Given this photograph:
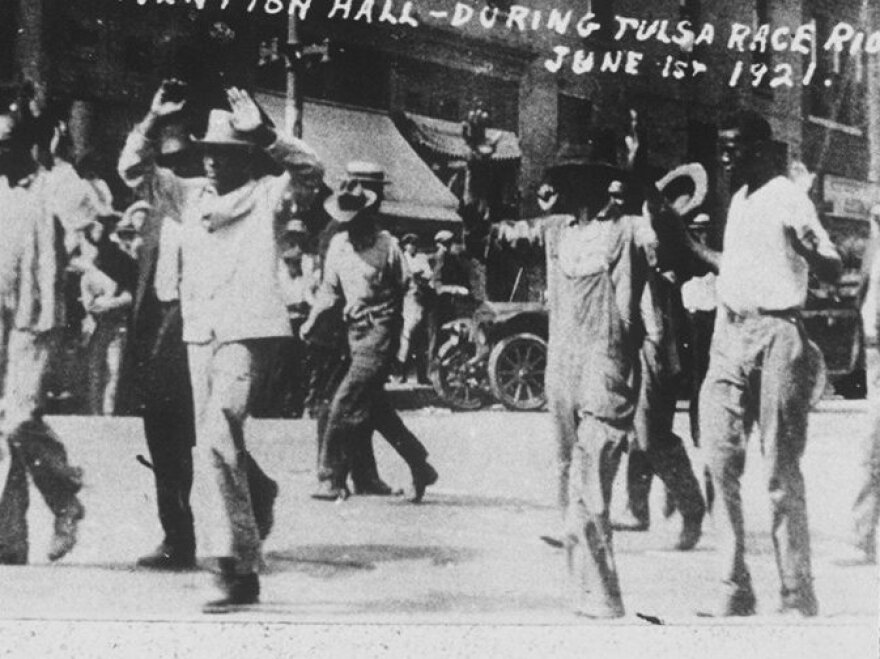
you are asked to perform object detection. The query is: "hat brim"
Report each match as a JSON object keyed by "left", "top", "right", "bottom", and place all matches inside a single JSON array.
[
  {"left": 545, "top": 160, "right": 625, "bottom": 177},
  {"left": 195, "top": 138, "right": 257, "bottom": 151},
  {"left": 350, "top": 178, "right": 392, "bottom": 186},
  {"left": 324, "top": 189, "right": 378, "bottom": 223},
  {"left": 655, "top": 163, "right": 708, "bottom": 218}
]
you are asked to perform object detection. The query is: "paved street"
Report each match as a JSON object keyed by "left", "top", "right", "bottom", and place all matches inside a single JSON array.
[{"left": 0, "top": 401, "right": 877, "bottom": 638}]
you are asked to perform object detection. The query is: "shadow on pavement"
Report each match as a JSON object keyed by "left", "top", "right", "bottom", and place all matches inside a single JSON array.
[
  {"left": 413, "top": 493, "right": 555, "bottom": 511},
  {"left": 264, "top": 544, "right": 478, "bottom": 578}
]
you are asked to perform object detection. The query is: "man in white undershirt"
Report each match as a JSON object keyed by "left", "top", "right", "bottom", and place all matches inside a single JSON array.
[{"left": 700, "top": 110, "right": 841, "bottom": 617}]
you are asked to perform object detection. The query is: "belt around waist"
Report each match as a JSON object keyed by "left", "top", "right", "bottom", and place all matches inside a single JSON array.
[{"left": 722, "top": 305, "right": 801, "bottom": 323}]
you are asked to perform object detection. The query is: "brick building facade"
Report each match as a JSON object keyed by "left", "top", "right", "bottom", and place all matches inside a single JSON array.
[{"left": 0, "top": 0, "right": 877, "bottom": 289}]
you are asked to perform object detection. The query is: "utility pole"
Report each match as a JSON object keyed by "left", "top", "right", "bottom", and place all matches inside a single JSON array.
[
  {"left": 865, "top": 0, "right": 880, "bottom": 182},
  {"left": 286, "top": 12, "right": 303, "bottom": 138}
]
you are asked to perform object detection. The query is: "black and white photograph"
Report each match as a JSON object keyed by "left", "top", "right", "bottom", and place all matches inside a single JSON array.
[{"left": 0, "top": 0, "right": 877, "bottom": 656}]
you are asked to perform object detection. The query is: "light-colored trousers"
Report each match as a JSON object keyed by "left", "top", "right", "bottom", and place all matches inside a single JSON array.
[
  {"left": 87, "top": 315, "right": 127, "bottom": 416},
  {"left": 396, "top": 296, "right": 425, "bottom": 365},
  {"left": 853, "top": 345, "right": 880, "bottom": 555},
  {"left": 188, "top": 338, "right": 273, "bottom": 575},
  {"left": 701, "top": 309, "right": 820, "bottom": 597}
]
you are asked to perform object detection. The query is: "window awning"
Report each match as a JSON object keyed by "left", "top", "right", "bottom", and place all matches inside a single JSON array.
[
  {"left": 396, "top": 111, "right": 522, "bottom": 162},
  {"left": 255, "top": 92, "right": 461, "bottom": 227},
  {"left": 490, "top": 218, "right": 546, "bottom": 247}
]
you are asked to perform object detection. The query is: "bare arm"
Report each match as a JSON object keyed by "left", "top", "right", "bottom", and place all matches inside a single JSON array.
[
  {"left": 33, "top": 208, "right": 58, "bottom": 333},
  {"left": 225, "top": 88, "right": 323, "bottom": 206},
  {"left": 300, "top": 237, "right": 343, "bottom": 339},
  {"left": 787, "top": 193, "right": 842, "bottom": 284}
]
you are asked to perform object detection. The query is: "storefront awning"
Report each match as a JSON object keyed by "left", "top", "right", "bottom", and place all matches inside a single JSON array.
[
  {"left": 255, "top": 92, "right": 461, "bottom": 226},
  {"left": 491, "top": 218, "right": 546, "bottom": 247},
  {"left": 396, "top": 111, "right": 522, "bottom": 162}
]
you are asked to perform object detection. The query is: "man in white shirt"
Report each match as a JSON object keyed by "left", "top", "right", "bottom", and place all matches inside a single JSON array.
[
  {"left": 396, "top": 234, "right": 432, "bottom": 380},
  {"left": 119, "top": 82, "right": 320, "bottom": 612},
  {"left": 700, "top": 110, "right": 841, "bottom": 617}
]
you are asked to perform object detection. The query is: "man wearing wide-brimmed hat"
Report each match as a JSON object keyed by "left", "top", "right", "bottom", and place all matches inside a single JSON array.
[
  {"left": 119, "top": 93, "right": 282, "bottom": 577},
  {"left": 541, "top": 126, "right": 655, "bottom": 619},
  {"left": 301, "top": 178, "right": 438, "bottom": 504},
  {"left": 119, "top": 82, "right": 321, "bottom": 613},
  {"left": 612, "top": 163, "right": 707, "bottom": 551}
]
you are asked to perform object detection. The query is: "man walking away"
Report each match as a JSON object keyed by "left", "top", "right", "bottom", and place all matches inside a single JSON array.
[
  {"left": 301, "top": 180, "right": 438, "bottom": 504},
  {"left": 0, "top": 112, "right": 92, "bottom": 565}
]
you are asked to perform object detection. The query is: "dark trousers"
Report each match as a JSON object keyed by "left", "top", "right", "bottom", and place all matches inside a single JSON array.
[
  {"left": 131, "top": 300, "right": 197, "bottom": 556},
  {"left": 319, "top": 318, "right": 428, "bottom": 485},
  {"left": 688, "top": 310, "right": 716, "bottom": 446},
  {"left": 626, "top": 340, "right": 705, "bottom": 525},
  {"left": 0, "top": 419, "right": 83, "bottom": 561}
]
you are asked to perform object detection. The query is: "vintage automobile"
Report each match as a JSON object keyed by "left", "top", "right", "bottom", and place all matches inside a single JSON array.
[
  {"left": 801, "top": 212, "right": 868, "bottom": 399},
  {"left": 431, "top": 301, "right": 548, "bottom": 411}
]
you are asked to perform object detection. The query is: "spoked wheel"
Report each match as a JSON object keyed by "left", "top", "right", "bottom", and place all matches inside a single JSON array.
[
  {"left": 430, "top": 339, "right": 487, "bottom": 411},
  {"left": 488, "top": 333, "right": 547, "bottom": 411}
]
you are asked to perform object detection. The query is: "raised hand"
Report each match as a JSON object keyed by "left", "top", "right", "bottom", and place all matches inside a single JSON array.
[
  {"left": 227, "top": 87, "right": 263, "bottom": 133},
  {"left": 150, "top": 79, "right": 187, "bottom": 118}
]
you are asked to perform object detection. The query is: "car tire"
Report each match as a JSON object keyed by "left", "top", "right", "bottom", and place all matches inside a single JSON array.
[
  {"left": 430, "top": 339, "right": 486, "bottom": 411},
  {"left": 487, "top": 333, "right": 547, "bottom": 411}
]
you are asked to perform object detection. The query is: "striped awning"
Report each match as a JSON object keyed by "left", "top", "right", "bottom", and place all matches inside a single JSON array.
[
  {"left": 256, "top": 91, "right": 461, "bottom": 227},
  {"left": 396, "top": 111, "right": 522, "bottom": 163}
]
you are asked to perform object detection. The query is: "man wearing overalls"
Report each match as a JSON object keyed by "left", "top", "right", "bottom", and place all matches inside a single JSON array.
[{"left": 543, "top": 134, "right": 654, "bottom": 618}]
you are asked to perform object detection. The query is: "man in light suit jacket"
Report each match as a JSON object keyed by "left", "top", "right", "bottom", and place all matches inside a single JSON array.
[{"left": 118, "top": 118, "right": 277, "bottom": 573}]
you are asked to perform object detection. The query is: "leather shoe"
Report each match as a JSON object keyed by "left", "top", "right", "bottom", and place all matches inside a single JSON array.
[
  {"left": 411, "top": 462, "right": 438, "bottom": 503},
  {"left": 0, "top": 544, "right": 27, "bottom": 565},
  {"left": 203, "top": 568, "right": 260, "bottom": 614},
  {"left": 311, "top": 480, "right": 349, "bottom": 502},
  {"left": 854, "top": 536, "right": 877, "bottom": 564},
  {"left": 611, "top": 509, "right": 649, "bottom": 532},
  {"left": 136, "top": 545, "right": 196, "bottom": 571},
  {"left": 539, "top": 535, "right": 564, "bottom": 549},
  {"left": 253, "top": 479, "right": 279, "bottom": 540},
  {"left": 352, "top": 478, "right": 401, "bottom": 496},
  {"left": 674, "top": 514, "right": 703, "bottom": 551},
  {"left": 778, "top": 585, "right": 818, "bottom": 617},
  {"left": 48, "top": 498, "right": 85, "bottom": 562},
  {"left": 698, "top": 583, "right": 756, "bottom": 617}
]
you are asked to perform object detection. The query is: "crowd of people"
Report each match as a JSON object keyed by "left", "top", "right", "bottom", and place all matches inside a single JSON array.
[{"left": 0, "top": 75, "right": 877, "bottom": 619}]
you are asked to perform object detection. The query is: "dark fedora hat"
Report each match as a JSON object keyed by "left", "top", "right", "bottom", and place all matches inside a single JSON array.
[
  {"left": 546, "top": 128, "right": 624, "bottom": 175},
  {"left": 197, "top": 109, "right": 257, "bottom": 151}
]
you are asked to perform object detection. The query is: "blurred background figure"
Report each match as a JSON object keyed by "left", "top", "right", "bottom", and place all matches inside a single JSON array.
[
  {"left": 74, "top": 213, "right": 137, "bottom": 416},
  {"left": 851, "top": 203, "right": 880, "bottom": 565},
  {"left": 396, "top": 233, "right": 432, "bottom": 383},
  {"left": 273, "top": 219, "right": 318, "bottom": 418},
  {"left": 427, "top": 230, "right": 472, "bottom": 364}
]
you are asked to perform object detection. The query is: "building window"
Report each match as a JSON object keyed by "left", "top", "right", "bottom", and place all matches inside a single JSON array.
[
  {"left": 0, "top": 0, "right": 17, "bottom": 82},
  {"left": 557, "top": 94, "right": 593, "bottom": 145},
  {"left": 752, "top": 0, "right": 773, "bottom": 97},
  {"left": 589, "top": 0, "right": 616, "bottom": 46},
  {"left": 395, "top": 58, "right": 519, "bottom": 131},
  {"left": 124, "top": 37, "right": 153, "bottom": 74},
  {"left": 806, "top": 13, "right": 866, "bottom": 128}
]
